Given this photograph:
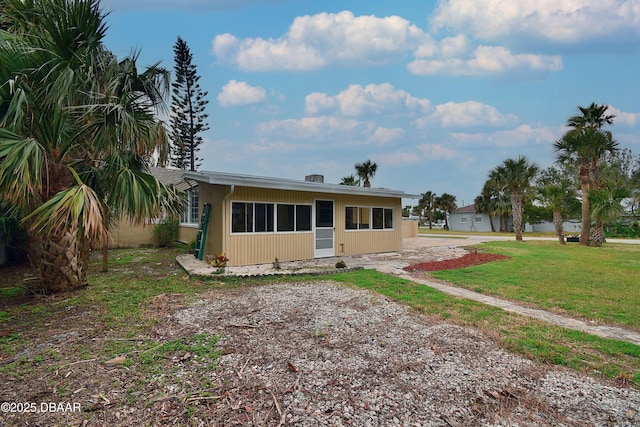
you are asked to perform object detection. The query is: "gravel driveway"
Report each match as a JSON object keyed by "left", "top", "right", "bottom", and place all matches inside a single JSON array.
[{"left": 165, "top": 280, "right": 640, "bottom": 426}]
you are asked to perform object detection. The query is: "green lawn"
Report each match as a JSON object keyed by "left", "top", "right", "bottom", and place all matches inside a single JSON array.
[{"left": 430, "top": 241, "right": 640, "bottom": 330}]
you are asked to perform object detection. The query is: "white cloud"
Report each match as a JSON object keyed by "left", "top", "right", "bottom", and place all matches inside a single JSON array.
[
  {"left": 217, "top": 80, "right": 266, "bottom": 107},
  {"left": 430, "top": 0, "right": 640, "bottom": 45},
  {"left": 608, "top": 106, "right": 640, "bottom": 127},
  {"left": 213, "top": 11, "right": 425, "bottom": 71},
  {"left": 408, "top": 45, "right": 562, "bottom": 76},
  {"left": 370, "top": 127, "right": 405, "bottom": 146},
  {"left": 305, "top": 83, "right": 431, "bottom": 117},
  {"left": 425, "top": 101, "right": 519, "bottom": 128},
  {"left": 412, "top": 101, "right": 519, "bottom": 129}
]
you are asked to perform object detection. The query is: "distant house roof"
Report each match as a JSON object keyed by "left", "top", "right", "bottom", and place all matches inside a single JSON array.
[
  {"left": 148, "top": 167, "right": 186, "bottom": 186},
  {"left": 183, "top": 170, "right": 419, "bottom": 199},
  {"left": 450, "top": 204, "right": 476, "bottom": 214}
]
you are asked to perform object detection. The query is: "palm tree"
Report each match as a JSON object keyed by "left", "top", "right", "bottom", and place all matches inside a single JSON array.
[
  {"left": 0, "top": 0, "right": 183, "bottom": 293},
  {"left": 567, "top": 102, "right": 614, "bottom": 129},
  {"left": 589, "top": 185, "right": 630, "bottom": 246},
  {"left": 340, "top": 175, "right": 359, "bottom": 186},
  {"left": 419, "top": 191, "right": 436, "bottom": 229},
  {"left": 474, "top": 193, "right": 494, "bottom": 232},
  {"left": 536, "top": 166, "right": 580, "bottom": 244},
  {"left": 354, "top": 159, "right": 377, "bottom": 188},
  {"left": 555, "top": 103, "right": 618, "bottom": 245},
  {"left": 489, "top": 156, "right": 539, "bottom": 241},
  {"left": 435, "top": 193, "right": 457, "bottom": 230}
]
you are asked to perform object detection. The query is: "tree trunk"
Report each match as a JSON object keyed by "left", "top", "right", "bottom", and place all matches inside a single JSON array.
[
  {"left": 511, "top": 192, "right": 523, "bottom": 241},
  {"left": 30, "top": 229, "right": 89, "bottom": 294},
  {"left": 553, "top": 208, "right": 565, "bottom": 245},
  {"left": 488, "top": 215, "right": 495, "bottom": 232},
  {"left": 591, "top": 221, "right": 605, "bottom": 247},
  {"left": 579, "top": 164, "right": 591, "bottom": 246}
]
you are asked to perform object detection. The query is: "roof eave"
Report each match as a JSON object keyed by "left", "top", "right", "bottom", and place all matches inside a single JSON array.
[{"left": 183, "top": 171, "right": 419, "bottom": 199}]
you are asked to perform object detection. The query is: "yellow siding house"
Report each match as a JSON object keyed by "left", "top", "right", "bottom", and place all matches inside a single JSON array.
[{"left": 184, "top": 171, "right": 417, "bottom": 266}]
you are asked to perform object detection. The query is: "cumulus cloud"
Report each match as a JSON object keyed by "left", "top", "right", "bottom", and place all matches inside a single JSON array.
[
  {"left": 305, "top": 83, "right": 431, "bottom": 117},
  {"left": 427, "top": 101, "right": 519, "bottom": 128},
  {"left": 217, "top": 80, "right": 266, "bottom": 107},
  {"left": 430, "top": 0, "right": 640, "bottom": 46},
  {"left": 608, "top": 106, "right": 640, "bottom": 127},
  {"left": 213, "top": 11, "right": 425, "bottom": 71},
  {"left": 408, "top": 45, "right": 562, "bottom": 76},
  {"left": 412, "top": 101, "right": 519, "bottom": 129},
  {"left": 370, "top": 127, "right": 405, "bottom": 146}
]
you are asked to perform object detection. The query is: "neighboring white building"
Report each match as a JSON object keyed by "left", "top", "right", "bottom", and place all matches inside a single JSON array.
[
  {"left": 448, "top": 205, "right": 504, "bottom": 232},
  {"left": 449, "top": 204, "right": 582, "bottom": 234}
]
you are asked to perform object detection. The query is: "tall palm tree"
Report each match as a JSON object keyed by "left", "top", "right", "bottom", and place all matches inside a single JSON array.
[
  {"left": 435, "top": 193, "right": 457, "bottom": 230},
  {"left": 567, "top": 102, "right": 614, "bottom": 129},
  {"left": 419, "top": 191, "right": 436, "bottom": 228},
  {"left": 0, "top": 0, "right": 183, "bottom": 293},
  {"left": 489, "top": 156, "right": 539, "bottom": 241},
  {"left": 555, "top": 113, "right": 618, "bottom": 245},
  {"left": 354, "top": 159, "right": 377, "bottom": 188}
]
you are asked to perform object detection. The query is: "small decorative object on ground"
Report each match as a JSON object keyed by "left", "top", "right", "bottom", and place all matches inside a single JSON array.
[
  {"left": 211, "top": 253, "right": 229, "bottom": 274},
  {"left": 335, "top": 260, "right": 347, "bottom": 269}
]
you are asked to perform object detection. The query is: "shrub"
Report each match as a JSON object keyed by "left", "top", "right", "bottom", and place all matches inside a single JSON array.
[{"left": 152, "top": 218, "right": 180, "bottom": 247}]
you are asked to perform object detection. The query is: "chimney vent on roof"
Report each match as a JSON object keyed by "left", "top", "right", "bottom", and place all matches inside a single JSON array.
[{"left": 305, "top": 174, "right": 324, "bottom": 183}]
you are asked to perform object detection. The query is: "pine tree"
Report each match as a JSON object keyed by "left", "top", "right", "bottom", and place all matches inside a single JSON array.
[{"left": 170, "top": 37, "right": 209, "bottom": 171}]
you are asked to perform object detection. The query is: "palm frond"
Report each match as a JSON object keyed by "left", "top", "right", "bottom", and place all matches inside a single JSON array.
[
  {"left": 24, "top": 168, "right": 105, "bottom": 242},
  {"left": 0, "top": 129, "right": 45, "bottom": 204}
]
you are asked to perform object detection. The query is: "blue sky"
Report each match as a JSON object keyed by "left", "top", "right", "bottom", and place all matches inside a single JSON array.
[{"left": 101, "top": 0, "right": 640, "bottom": 206}]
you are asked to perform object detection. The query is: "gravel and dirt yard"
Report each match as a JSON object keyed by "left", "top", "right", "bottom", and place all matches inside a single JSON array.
[{"left": 1, "top": 244, "right": 639, "bottom": 426}]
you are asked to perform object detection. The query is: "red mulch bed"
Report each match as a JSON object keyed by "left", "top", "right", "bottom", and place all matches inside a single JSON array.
[{"left": 404, "top": 252, "right": 510, "bottom": 272}]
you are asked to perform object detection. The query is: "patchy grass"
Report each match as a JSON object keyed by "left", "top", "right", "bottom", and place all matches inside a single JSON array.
[{"left": 430, "top": 241, "right": 640, "bottom": 330}]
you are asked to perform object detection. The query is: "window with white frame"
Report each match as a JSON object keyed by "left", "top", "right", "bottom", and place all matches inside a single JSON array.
[
  {"left": 182, "top": 187, "right": 199, "bottom": 224},
  {"left": 461, "top": 217, "right": 468, "bottom": 223},
  {"left": 475, "top": 216, "right": 482, "bottom": 222}
]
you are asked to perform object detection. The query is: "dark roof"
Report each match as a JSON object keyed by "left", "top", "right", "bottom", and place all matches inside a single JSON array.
[{"left": 450, "top": 204, "right": 476, "bottom": 214}]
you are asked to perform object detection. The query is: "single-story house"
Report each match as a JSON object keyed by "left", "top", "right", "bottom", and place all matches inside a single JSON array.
[
  {"left": 448, "top": 204, "right": 505, "bottom": 233},
  {"left": 448, "top": 204, "right": 581, "bottom": 234},
  {"left": 183, "top": 171, "right": 418, "bottom": 266}
]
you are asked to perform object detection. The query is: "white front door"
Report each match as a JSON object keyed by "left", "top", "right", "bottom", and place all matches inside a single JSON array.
[{"left": 314, "top": 200, "right": 334, "bottom": 258}]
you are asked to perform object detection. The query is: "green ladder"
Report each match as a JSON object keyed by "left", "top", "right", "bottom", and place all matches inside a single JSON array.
[{"left": 194, "top": 203, "right": 211, "bottom": 260}]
